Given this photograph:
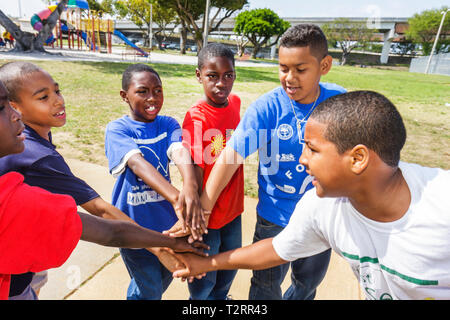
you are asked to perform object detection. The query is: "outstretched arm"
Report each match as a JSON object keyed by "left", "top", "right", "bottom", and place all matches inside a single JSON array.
[
  {"left": 81, "top": 196, "right": 136, "bottom": 222},
  {"left": 81, "top": 196, "right": 187, "bottom": 270},
  {"left": 170, "top": 145, "right": 205, "bottom": 238},
  {"left": 200, "top": 146, "right": 244, "bottom": 212},
  {"left": 78, "top": 212, "right": 208, "bottom": 255},
  {"left": 127, "top": 153, "right": 179, "bottom": 208},
  {"left": 173, "top": 238, "right": 286, "bottom": 278}
]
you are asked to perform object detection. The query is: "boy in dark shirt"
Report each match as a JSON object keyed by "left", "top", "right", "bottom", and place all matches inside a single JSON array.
[{"left": 0, "top": 80, "right": 207, "bottom": 300}]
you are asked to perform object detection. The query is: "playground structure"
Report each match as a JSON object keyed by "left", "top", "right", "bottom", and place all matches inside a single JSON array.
[{"left": 30, "top": 0, "right": 149, "bottom": 57}]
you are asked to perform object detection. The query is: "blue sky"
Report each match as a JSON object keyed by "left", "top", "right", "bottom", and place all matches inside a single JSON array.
[
  {"left": 246, "top": 0, "right": 448, "bottom": 18},
  {"left": 0, "top": 0, "right": 447, "bottom": 19}
]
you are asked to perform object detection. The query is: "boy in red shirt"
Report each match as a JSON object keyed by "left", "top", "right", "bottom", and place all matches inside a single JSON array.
[
  {"left": 0, "top": 81, "right": 207, "bottom": 300},
  {"left": 178, "top": 43, "right": 244, "bottom": 299}
]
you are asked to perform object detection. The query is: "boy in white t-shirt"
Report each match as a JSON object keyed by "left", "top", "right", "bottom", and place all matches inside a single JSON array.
[{"left": 173, "top": 91, "right": 450, "bottom": 300}]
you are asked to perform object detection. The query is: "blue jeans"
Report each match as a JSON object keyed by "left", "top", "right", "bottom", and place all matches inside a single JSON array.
[
  {"left": 188, "top": 215, "right": 242, "bottom": 300},
  {"left": 249, "top": 215, "right": 331, "bottom": 300},
  {"left": 120, "top": 248, "right": 172, "bottom": 300}
]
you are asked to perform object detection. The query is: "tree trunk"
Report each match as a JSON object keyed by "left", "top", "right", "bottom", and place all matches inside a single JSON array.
[
  {"left": 0, "top": 0, "right": 68, "bottom": 53},
  {"left": 251, "top": 43, "right": 262, "bottom": 59},
  {"left": 236, "top": 34, "right": 248, "bottom": 57},
  {"left": 155, "top": 33, "right": 163, "bottom": 50},
  {"left": 180, "top": 23, "right": 187, "bottom": 55},
  {"left": 341, "top": 52, "right": 348, "bottom": 65}
]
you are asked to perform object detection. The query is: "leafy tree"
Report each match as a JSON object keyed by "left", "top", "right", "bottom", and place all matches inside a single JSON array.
[
  {"left": 0, "top": 0, "right": 68, "bottom": 53},
  {"left": 150, "top": 3, "right": 180, "bottom": 50},
  {"left": 162, "top": 0, "right": 248, "bottom": 51},
  {"left": 113, "top": 0, "right": 179, "bottom": 48},
  {"left": 234, "top": 8, "right": 290, "bottom": 59},
  {"left": 86, "top": 0, "right": 115, "bottom": 13},
  {"left": 406, "top": 6, "right": 450, "bottom": 55},
  {"left": 322, "top": 18, "right": 375, "bottom": 65},
  {"left": 43, "top": 0, "right": 112, "bottom": 16}
]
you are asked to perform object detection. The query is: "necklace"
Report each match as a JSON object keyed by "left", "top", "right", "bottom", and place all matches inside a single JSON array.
[{"left": 289, "top": 90, "right": 320, "bottom": 144}]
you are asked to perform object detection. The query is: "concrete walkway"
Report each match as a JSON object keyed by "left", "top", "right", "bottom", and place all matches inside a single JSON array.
[
  {"left": 0, "top": 47, "right": 277, "bottom": 68},
  {"left": 38, "top": 158, "right": 362, "bottom": 300}
]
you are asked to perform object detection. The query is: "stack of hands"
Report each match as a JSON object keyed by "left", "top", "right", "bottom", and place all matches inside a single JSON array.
[{"left": 157, "top": 194, "right": 213, "bottom": 282}]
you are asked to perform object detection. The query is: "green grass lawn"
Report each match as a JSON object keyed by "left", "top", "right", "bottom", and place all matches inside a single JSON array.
[{"left": 2, "top": 59, "right": 448, "bottom": 197}]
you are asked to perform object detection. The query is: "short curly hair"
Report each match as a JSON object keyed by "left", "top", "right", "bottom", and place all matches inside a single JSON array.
[
  {"left": 197, "top": 42, "right": 235, "bottom": 70},
  {"left": 122, "top": 63, "right": 161, "bottom": 91},
  {"left": 310, "top": 91, "right": 406, "bottom": 167},
  {"left": 0, "top": 61, "right": 43, "bottom": 102},
  {"left": 280, "top": 24, "right": 328, "bottom": 61}
]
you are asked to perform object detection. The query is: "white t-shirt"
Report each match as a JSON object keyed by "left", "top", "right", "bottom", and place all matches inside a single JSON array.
[{"left": 272, "top": 162, "right": 450, "bottom": 300}]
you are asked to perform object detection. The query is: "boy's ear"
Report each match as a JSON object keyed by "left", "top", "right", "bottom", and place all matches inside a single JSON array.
[
  {"left": 319, "top": 55, "right": 333, "bottom": 76},
  {"left": 120, "top": 90, "right": 128, "bottom": 103},
  {"left": 195, "top": 68, "right": 202, "bottom": 83},
  {"left": 349, "top": 144, "right": 369, "bottom": 175},
  {"left": 8, "top": 100, "right": 22, "bottom": 113}
]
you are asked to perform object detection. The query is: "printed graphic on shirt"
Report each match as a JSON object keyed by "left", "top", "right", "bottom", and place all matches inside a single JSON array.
[
  {"left": 211, "top": 133, "right": 225, "bottom": 158},
  {"left": 277, "top": 124, "right": 293, "bottom": 140},
  {"left": 208, "top": 129, "right": 234, "bottom": 163},
  {"left": 275, "top": 184, "right": 296, "bottom": 194},
  {"left": 276, "top": 153, "right": 296, "bottom": 162},
  {"left": 342, "top": 251, "right": 439, "bottom": 300},
  {"left": 126, "top": 139, "right": 169, "bottom": 206},
  {"left": 127, "top": 188, "right": 165, "bottom": 206}
]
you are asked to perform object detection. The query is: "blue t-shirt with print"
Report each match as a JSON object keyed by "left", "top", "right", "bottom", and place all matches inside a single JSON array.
[
  {"left": 105, "top": 115, "right": 181, "bottom": 232},
  {"left": 228, "top": 83, "right": 346, "bottom": 227}
]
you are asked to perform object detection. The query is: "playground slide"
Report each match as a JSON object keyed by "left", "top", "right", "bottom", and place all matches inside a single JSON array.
[
  {"left": 113, "top": 29, "right": 148, "bottom": 57},
  {"left": 79, "top": 30, "right": 97, "bottom": 51},
  {"left": 60, "top": 21, "right": 97, "bottom": 50}
]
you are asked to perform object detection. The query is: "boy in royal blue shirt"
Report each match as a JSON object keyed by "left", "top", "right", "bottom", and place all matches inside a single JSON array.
[
  {"left": 105, "top": 64, "right": 202, "bottom": 300},
  {"left": 197, "top": 24, "right": 346, "bottom": 300}
]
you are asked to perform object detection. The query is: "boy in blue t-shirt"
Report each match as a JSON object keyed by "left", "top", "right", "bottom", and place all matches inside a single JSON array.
[
  {"left": 105, "top": 64, "right": 201, "bottom": 300},
  {"left": 198, "top": 24, "right": 346, "bottom": 300}
]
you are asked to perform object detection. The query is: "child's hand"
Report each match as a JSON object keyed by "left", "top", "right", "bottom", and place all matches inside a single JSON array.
[
  {"left": 164, "top": 210, "right": 212, "bottom": 243},
  {"left": 163, "top": 219, "right": 194, "bottom": 242},
  {"left": 158, "top": 249, "right": 206, "bottom": 283},
  {"left": 153, "top": 248, "right": 186, "bottom": 273},
  {"left": 176, "top": 184, "right": 206, "bottom": 240},
  {"left": 202, "top": 210, "right": 212, "bottom": 229},
  {"left": 151, "top": 247, "right": 208, "bottom": 282},
  {"left": 172, "top": 252, "right": 212, "bottom": 279},
  {"left": 172, "top": 236, "right": 210, "bottom": 256}
]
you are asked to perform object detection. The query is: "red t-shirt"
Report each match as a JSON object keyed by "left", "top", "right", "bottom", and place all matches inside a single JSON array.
[
  {"left": 182, "top": 93, "right": 244, "bottom": 229},
  {"left": 0, "top": 172, "right": 82, "bottom": 299}
]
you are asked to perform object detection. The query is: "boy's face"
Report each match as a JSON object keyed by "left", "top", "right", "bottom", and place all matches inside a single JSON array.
[
  {"left": 278, "top": 46, "right": 332, "bottom": 104},
  {"left": 0, "top": 83, "right": 25, "bottom": 157},
  {"left": 10, "top": 70, "right": 66, "bottom": 135},
  {"left": 196, "top": 56, "right": 235, "bottom": 108},
  {"left": 121, "top": 71, "right": 163, "bottom": 123},
  {"left": 299, "top": 118, "right": 351, "bottom": 198}
]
